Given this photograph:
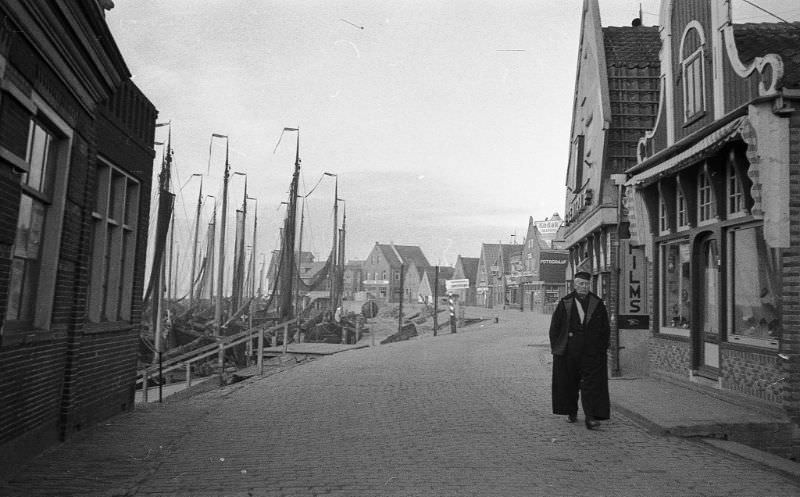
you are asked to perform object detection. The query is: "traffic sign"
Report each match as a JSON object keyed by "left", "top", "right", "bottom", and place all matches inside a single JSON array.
[{"left": 445, "top": 279, "right": 469, "bottom": 291}]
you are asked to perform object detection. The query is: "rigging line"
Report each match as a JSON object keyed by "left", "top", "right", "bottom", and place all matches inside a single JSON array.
[{"left": 739, "top": 0, "right": 792, "bottom": 24}]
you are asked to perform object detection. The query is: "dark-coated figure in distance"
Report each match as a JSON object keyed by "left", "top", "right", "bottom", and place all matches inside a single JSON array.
[{"left": 548, "top": 271, "right": 610, "bottom": 429}]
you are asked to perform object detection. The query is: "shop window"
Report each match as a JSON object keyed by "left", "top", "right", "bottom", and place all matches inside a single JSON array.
[
  {"left": 680, "top": 23, "right": 706, "bottom": 122},
  {"left": 5, "top": 110, "right": 71, "bottom": 333},
  {"left": 726, "top": 225, "right": 779, "bottom": 348},
  {"left": 88, "top": 158, "right": 140, "bottom": 323},
  {"left": 698, "top": 170, "right": 715, "bottom": 223},
  {"left": 660, "top": 240, "right": 691, "bottom": 336}
]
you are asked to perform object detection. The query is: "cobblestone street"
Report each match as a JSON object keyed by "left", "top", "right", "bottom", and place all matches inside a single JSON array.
[{"left": 3, "top": 311, "right": 799, "bottom": 496}]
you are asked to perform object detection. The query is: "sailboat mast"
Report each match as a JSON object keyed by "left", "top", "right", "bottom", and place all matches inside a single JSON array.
[
  {"left": 214, "top": 134, "right": 230, "bottom": 335},
  {"left": 278, "top": 130, "right": 300, "bottom": 321},
  {"left": 294, "top": 196, "right": 305, "bottom": 318},
  {"left": 189, "top": 176, "right": 203, "bottom": 307}
]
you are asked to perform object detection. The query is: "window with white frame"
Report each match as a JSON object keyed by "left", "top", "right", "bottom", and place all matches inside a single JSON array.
[
  {"left": 5, "top": 106, "right": 71, "bottom": 332},
  {"left": 659, "top": 193, "right": 669, "bottom": 234},
  {"left": 87, "top": 158, "right": 140, "bottom": 323},
  {"left": 698, "top": 169, "right": 715, "bottom": 222},
  {"left": 680, "top": 23, "right": 706, "bottom": 121},
  {"left": 727, "top": 158, "right": 744, "bottom": 215},
  {"left": 660, "top": 239, "right": 691, "bottom": 334},
  {"left": 676, "top": 183, "right": 689, "bottom": 229}
]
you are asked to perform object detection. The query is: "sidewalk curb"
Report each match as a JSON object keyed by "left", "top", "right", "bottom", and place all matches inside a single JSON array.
[{"left": 612, "top": 401, "right": 800, "bottom": 479}]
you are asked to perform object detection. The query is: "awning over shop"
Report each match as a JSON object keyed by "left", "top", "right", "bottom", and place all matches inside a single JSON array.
[
  {"left": 626, "top": 116, "right": 746, "bottom": 188},
  {"left": 625, "top": 110, "right": 790, "bottom": 249}
]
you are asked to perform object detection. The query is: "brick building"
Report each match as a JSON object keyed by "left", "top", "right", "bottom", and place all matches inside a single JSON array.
[
  {"left": 361, "top": 243, "right": 430, "bottom": 303},
  {"left": 0, "top": 1, "right": 157, "bottom": 466},
  {"left": 623, "top": 0, "right": 800, "bottom": 457}
]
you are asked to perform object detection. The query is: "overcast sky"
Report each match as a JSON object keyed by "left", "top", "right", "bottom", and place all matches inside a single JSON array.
[{"left": 106, "top": 0, "right": 800, "bottom": 293}]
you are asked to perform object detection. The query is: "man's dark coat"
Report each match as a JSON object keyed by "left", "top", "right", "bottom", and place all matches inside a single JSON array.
[{"left": 548, "top": 291, "right": 610, "bottom": 420}]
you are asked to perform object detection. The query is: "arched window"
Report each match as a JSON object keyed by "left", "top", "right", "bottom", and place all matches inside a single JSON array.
[{"left": 680, "top": 22, "right": 706, "bottom": 121}]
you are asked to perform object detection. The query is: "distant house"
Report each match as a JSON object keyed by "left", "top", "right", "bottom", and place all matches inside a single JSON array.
[
  {"left": 361, "top": 243, "right": 430, "bottom": 303},
  {"left": 452, "top": 255, "right": 479, "bottom": 305},
  {"left": 402, "top": 259, "right": 426, "bottom": 303},
  {"left": 418, "top": 266, "right": 454, "bottom": 304},
  {"left": 265, "top": 250, "right": 315, "bottom": 296},
  {"left": 476, "top": 243, "right": 522, "bottom": 308},
  {"left": 342, "top": 260, "right": 364, "bottom": 299},
  {"left": 519, "top": 217, "right": 569, "bottom": 311}
]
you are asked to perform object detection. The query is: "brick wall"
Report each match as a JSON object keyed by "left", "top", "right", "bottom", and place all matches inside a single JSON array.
[
  {"left": 649, "top": 335, "right": 691, "bottom": 377},
  {"left": 784, "top": 113, "right": 800, "bottom": 424},
  {"left": 720, "top": 347, "right": 782, "bottom": 403}
]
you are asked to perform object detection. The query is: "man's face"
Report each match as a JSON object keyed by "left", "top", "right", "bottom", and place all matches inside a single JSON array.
[{"left": 573, "top": 278, "right": 590, "bottom": 297}]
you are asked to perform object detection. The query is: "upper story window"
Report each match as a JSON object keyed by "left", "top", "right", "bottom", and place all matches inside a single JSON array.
[
  {"left": 680, "top": 22, "right": 706, "bottom": 122},
  {"left": 659, "top": 193, "right": 669, "bottom": 234},
  {"left": 698, "top": 168, "right": 715, "bottom": 223},
  {"left": 727, "top": 154, "right": 746, "bottom": 216},
  {"left": 88, "top": 158, "right": 140, "bottom": 323},
  {"left": 677, "top": 185, "right": 689, "bottom": 229}
]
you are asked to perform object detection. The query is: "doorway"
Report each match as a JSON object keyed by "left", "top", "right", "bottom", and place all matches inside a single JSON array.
[{"left": 693, "top": 233, "right": 720, "bottom": 377}]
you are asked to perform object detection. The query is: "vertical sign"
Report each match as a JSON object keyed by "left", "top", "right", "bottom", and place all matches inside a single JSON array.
[{"left": 619, "top": 240, "right": 649, "bottom": 329}]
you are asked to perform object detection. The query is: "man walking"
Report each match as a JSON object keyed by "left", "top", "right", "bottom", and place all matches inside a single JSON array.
[{"left": 548, "top": 271, "right": 610, "bottom": 429}]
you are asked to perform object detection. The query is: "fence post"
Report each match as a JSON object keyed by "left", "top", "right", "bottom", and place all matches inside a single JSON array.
[
  {"left": 186, "top": 360, "right": 191, "bottom": 387},
  {"left": 142, "top": 370, "right": 149, "bottom": 403},
  {"left": 258, "top": 326, "right": 265, "bottom": 376},
  {"left": 282, "top": 323, "right": 289, "bottom": 354},
  {"left": 449, "top": 293, "right": 457, "bottom": 333},
  {"left": 218, "top": 342, "right": 225, "bottom": 386}
]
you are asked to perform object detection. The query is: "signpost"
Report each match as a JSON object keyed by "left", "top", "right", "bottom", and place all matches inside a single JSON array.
[{"left": 445, "top": 279, "right": 469, "bottom": 291}]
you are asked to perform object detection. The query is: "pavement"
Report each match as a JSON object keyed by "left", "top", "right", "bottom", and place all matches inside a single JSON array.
[{"left": 1, "top": 305, "right": 798, "bottom": 496}]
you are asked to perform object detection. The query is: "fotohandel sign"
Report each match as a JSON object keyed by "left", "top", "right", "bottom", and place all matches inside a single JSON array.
[{"left": 538, "top": 251, "right": 569, "bottom": 283}]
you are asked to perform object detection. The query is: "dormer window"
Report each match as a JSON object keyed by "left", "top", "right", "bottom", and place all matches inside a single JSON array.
[{"left": 680, "top": 22, "right": 706, "bottom": 122}]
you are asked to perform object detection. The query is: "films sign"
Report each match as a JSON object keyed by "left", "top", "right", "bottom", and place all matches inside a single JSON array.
[{"left": 619, "top": 240, "right": 649, "bottom": 329}]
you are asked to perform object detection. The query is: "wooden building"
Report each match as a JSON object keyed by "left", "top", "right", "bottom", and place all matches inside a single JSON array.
[
  {"left": 0, "top": 1, "right": 157, "bottom": 466},
  {"left": 623, "top": 0, "right": 800, "bottom": 457}
]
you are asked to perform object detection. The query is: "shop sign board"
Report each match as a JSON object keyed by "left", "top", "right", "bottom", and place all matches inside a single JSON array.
[{"left": 619, "top": 240, "right": 649, "bottom": 329}]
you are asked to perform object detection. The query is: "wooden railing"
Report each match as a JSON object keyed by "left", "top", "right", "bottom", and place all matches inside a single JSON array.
[{"left": 137, "top": 318, "right": 297, "bottom": 402}]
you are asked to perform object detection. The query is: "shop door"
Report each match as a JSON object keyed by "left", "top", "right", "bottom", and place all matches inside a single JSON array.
[{"left": 693, "top": 235, "right": 720, "bottom": 376}]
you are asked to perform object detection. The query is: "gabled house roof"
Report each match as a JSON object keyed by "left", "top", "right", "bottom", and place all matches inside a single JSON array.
[
  {"left": 374, "top": 243, "right": 431, "bottom": 270},
  {"left": 602, "top": 25, "right": 661, "bottom": 68},
  {"left": 733, "top": 22, "right": 800, "bottom": 88},
  {"left": 456, "top": 256, "right": 480, "bottom": 283},
  {"left": 480, "top": 243, "right": 522, "bottom": 274}
]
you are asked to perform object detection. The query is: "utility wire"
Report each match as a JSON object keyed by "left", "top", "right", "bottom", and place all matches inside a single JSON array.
[{"left": 739, "top": 0, "right": 792, "bottom": 24}]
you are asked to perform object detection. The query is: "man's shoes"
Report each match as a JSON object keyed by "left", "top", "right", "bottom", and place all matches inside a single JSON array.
[
  {"left": 585, "top": 416, "right": 601, "bottom": 430},
  {"left": 566, "top": 414, "right": 577, "bottom": 423}
]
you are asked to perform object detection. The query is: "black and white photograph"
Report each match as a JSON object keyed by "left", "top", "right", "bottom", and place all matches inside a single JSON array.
[{"left": 1, "top": 0, "right": 799, "bottom": 495}]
